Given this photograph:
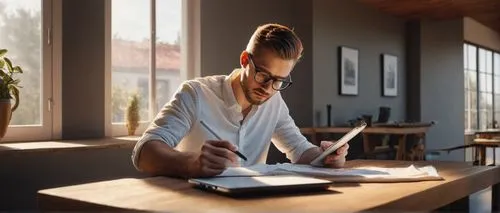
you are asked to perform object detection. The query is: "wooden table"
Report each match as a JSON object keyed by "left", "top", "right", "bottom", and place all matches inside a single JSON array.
[
  {"left": 474, "top": 129, "right": 500, "bottom": 139},
  {"left": 300, "top": 126, "right": 430, "bottom": 160},
  {"left": 472, "top": 138, "right": 500, "bottom": 166},
  {"left": 38, "top": 160, "right": 500, "bottom": 212}
]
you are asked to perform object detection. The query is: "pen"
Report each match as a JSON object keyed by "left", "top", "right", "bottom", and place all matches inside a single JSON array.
[{"left": 200, "top": 120, "right": 248, "bottom": 161}]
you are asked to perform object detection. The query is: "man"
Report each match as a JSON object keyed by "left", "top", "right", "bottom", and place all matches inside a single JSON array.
[{"left": 132, "top": 23, "right": 349, "bottom": 178}]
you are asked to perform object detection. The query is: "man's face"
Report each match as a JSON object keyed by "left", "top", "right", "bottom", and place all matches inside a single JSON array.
[{"left": 241, "top": 51, "right": 295, "bottom": 105}]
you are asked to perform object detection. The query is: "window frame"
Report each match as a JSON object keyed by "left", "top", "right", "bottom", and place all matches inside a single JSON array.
[
  {"left": 464, "top": 41, "right": 500, "bottom": 132},
  {"left": 104, "top": 0, "right": 200, "bottom": 137},
  {"left": 2, "top": 0, "right": 62, "bottom": 142}
]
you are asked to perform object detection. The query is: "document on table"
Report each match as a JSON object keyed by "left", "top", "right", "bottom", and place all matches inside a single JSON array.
[{"left": 217, "top": 163, "right": 443, "bottom": 183}]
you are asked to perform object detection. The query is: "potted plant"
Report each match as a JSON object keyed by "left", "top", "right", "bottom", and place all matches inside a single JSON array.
[
  {"left": 0, "top": 49, "right": 22, "bottom": 140},
  {"left": 126, "top": 94, "right": 140, "bottom": 136}
]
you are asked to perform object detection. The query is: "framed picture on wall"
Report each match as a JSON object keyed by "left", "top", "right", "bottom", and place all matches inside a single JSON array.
[
  {"left": 381, "top": 54, "right": 398, "bottom": 97},
  {"left": 338, "top": 46, "right": 359, "bottom": 96}
]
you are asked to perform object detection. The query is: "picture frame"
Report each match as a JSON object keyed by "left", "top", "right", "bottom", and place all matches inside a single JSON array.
[
  {"left": 381, "top": 54, "right": 398, "bottom": 97},
  {"left": 338, "top": 46, "right": 359, "bottom": 96}
]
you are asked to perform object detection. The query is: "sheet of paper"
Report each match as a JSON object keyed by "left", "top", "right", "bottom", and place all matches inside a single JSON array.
[
  {"left": 218, "top": 164, "right": 277, "bottom": 176},
  {"left": 217, "top": 163, "right": 442, "bottom": 182}
]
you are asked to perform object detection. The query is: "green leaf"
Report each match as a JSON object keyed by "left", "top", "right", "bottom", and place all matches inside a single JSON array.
[
  {"left": 11, "top": 78, "right": 20, "bottom": 85},
  {"left": 4, "top": 58, "right": 13, "bottom": 73},
  {"left": 0, "top": 69, "right": 7, "bottom": 79},
  {"left": 13, "top": 66, "right": 23, "bottom": 73},
  {"left": 10, "top": 85, "right": 20, "bottom": 111},
  {"left": 0, "top": 49, "right": 7, "bottom": 57},
  {"left": 11, "top": 79, "right": 20, "bottom": 85},
  {"left": 0, "top": 59, "right": 4, "bottom": 68}
]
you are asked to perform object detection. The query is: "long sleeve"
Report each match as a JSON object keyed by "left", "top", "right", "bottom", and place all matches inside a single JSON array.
[
  {"left": 271, "top": 97, "right": 316, "bottom": 163},
  {"left": 131, "top": 81, "right": 199, "bottom": 170}
]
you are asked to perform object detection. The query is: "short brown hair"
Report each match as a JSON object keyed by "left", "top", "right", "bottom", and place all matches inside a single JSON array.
[{"left": 246, "top": 23, "right": 303, "bottom": 61}]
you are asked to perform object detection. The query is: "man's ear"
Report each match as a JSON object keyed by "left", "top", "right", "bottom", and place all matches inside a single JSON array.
[{"left": 240, "top": 51, "right": 249, "bottom": 68}]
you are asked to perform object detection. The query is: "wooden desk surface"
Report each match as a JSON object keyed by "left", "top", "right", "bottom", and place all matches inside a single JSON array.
[
  {"left": 38, "top": 160, "right": 500, "bottom": 212},
  {"left": 474, "top": 138, "right": 500, "bottom": 146}
]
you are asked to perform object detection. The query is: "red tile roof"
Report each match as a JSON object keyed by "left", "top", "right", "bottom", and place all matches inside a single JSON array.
[{"left": 112, "top": 39, "right": 180, "bottom": 71}]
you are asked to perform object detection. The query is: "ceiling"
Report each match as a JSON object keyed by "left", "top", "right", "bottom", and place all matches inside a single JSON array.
[{"left": 360, "top": 0, "right": 500, "bottom": 32}]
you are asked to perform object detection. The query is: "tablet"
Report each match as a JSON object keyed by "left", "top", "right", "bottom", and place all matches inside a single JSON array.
[
  {"left": 188, "top": 175, "right": 332, "bottom": 196},
  {"left": 310, "top": 121, "right": 367, "bottom": 167}
]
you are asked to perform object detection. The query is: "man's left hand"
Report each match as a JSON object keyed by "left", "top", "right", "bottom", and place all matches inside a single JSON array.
[{"left": 320, "top": 141, "right": 349, "bottom": 166}]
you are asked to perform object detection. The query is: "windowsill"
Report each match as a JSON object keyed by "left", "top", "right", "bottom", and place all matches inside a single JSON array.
[
  {"left": 0, "top": 136, "right": 139, "bottom": 154},
  {"left": 465, "top": 130, "right": 476, "bottom": 135}
]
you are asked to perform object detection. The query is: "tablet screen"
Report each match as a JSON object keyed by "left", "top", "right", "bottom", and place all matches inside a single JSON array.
[{"left": 310, "top": 122, "right": 367, "bottom": 166}]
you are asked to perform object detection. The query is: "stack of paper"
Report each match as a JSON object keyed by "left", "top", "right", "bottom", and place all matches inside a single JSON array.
[{"left": 218, "top": 163, "right": 443, "bottom": 183}]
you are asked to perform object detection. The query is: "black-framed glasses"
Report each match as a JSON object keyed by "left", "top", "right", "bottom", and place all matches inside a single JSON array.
[{"left": 248, "top": 54, "right": 293, "bottom": 91}]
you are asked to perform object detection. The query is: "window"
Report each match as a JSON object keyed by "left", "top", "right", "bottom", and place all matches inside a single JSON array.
[
  {"left": 0, "top": 0, "right": 60, "bottom": 142},
  {"left": 464, "top": 43, "right": 500, "bottom": 131},
  {"left": 107, "top": 0, "right": 185, "bottom": 136},
  {"left": 494, "top": 52, "right": 500, "bottom": 124}
]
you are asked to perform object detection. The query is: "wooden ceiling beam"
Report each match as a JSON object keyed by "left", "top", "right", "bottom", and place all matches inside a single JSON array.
[{"left": 359, "top": 0, "right": 500, "bottom": 32}]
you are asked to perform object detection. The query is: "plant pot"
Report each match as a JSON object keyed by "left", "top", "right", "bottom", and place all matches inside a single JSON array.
[
  {"left": 127, "top": 127, "right": 136, "bottom": 136},
  {"left": 126, "top": 122, "right": 138, "bottom": 136},
  {"left": 0, "top": 99, "right": 12, "bottom": 140}
]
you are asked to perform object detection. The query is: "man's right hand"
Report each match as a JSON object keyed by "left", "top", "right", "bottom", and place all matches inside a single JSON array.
[{"left": 191, "top": 140, "right": 239, "bottom": 177}]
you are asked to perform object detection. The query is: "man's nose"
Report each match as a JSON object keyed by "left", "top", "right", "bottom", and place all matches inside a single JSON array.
[{"left": 260, "top": 79, "right": 273, "bottom": 91}]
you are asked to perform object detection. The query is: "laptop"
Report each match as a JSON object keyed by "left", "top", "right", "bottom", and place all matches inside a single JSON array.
[{"left": 188, "top": 175, "right": 332, "bottom": 196}]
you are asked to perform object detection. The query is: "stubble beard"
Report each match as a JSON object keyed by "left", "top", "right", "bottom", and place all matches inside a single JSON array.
[{"left": 240, "top": 76, "right": 269, "bottom": 106}]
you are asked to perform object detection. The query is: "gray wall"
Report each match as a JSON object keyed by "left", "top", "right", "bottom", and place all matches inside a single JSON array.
[
  {"left": 199, "top": 0, "right": 314, "bottom": 128},
  {"left": 312, "top": 0, "right": 406, "bottom": 127},
  {"left": 420, "top": 20, "right": 465, "bottom": 161},
  {"left": 284, "top": 0, "right": 314, "bottom": 127},
  {"left": 200, "top": 0, "right": 293, "bottom": 77},
  {"left": 62, "top": 0, "right": 105, "bottom": 139}
]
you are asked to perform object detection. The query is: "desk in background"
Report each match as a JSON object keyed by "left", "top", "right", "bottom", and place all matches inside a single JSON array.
[
  {"left": 38, "top": 160, "right": 500, "bottom": 212},
  {"left": 472, "top": 138, "right": 500, "bottom": 166},
  {"left": 474, "top": 129, "right": 500, "bottom": 139},
  {"left": 300, "top": 125, "right": 431, "bottom": 160}
]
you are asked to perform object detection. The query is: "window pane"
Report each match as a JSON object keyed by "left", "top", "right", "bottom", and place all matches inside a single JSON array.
[
  {"left": 479, "top": 73, "right": 487, "bottom": 92},
  {"left": 495, "top": 53, "right": 500, "bottom": 76},
  {"left": 495, "top": 112, "right": 500, "bottom": 128},
  {"left": 465, "top": 110, "right": 469, "bottom": 130},
  {"left": 479, "top": 48, "right": 487, "bottom": 72},
  {"left": 479, "top": 110, "right": 493, "bottom": 129},
  {"left": 468, "top": 45, "right": 477, "bottom": 70},
  {"left": 479, "top": 92, "right": 492, "bottom": 110},
  {"left": 487, "top": 110, "right": 493, "bottom": 128},
  {"left": 470, "top": 90, "right": 477, "bottom": 110},
  {"left": 471, "top": 111, "right": 478, "bottom": 129},
  {"left": 464, "top": 44, "right": 468, "bottom": 69},
  {"left": 496, "top": 94, "right": 500, "bottom": 111},
  {"left": 495, "top": 76, "right": 500, "bottom": 94},
  {"left": 486, "top": 74, "right": 493, "bottom": 93},
  {"left": 156, "top": 0, "right": 182, "bottom": 111},
  {"left": 464, "top": 70, "right": 469, "bottom": 89},
  {"left": 111, "top": 0, "right": 150, "bottom": 123},
  {"left": 469, "top": 71, "right": 477, "bottom": 91},
  {"left": 465, "top": 89, "right": 469, "bottom": 109},
  {"left": 0, "top": 0, "right": 42, "bottom": 125},
  {"left": 486, "top": 50, "right": 493, "bottom": 74},
  {"left": 479, "top": 111, "right": 487, "bottom": 129},
  {"left": 488, "top": 94, "right": 493, "bottom": 110}
]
